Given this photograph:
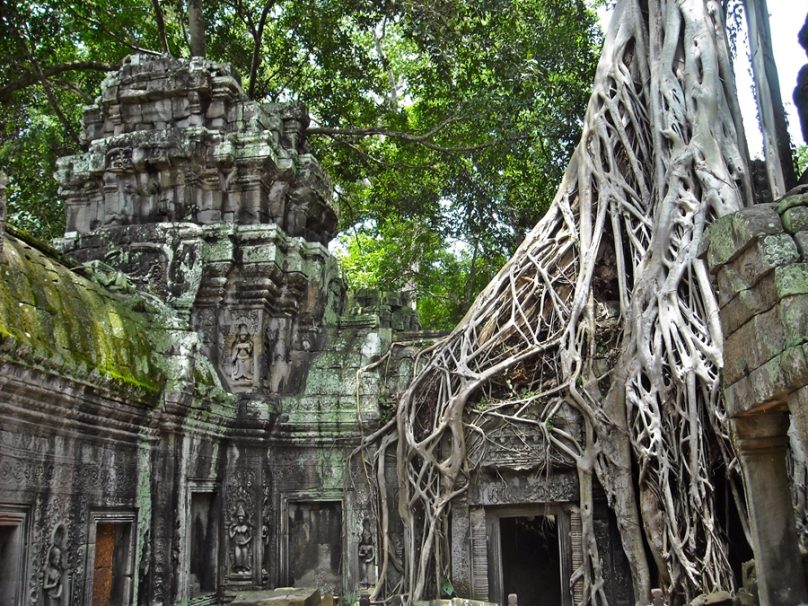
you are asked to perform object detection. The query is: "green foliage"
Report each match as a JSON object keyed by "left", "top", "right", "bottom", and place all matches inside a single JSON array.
[
  {"left": 796, "top": 144, "right": 808, "bottom": 176},
  {"left": 0, "top": 0, "right": 601, "bottom": 326}
]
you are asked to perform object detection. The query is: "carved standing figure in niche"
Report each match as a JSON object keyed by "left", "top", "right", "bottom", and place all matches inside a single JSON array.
[
  {"left": 229, "top": 501, "right": 253, "bottom": 574},
  {"left": 231, "top": 324, "right": 254, "bottom": 382},
  {"left": 358, "top": 518, "right": 376, "bottom": 587},
  {"left": 43, "top": 544, "right": 64, "bottom": 606}
]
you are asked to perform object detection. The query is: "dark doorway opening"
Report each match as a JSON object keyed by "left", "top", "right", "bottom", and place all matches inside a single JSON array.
[
  {"left": 287, "top": 501, "right": 342, "bottom": 592},
  {"left": 500, "top": 515, "right": 561, "bottom": 606},
  {"left": 190, "top": 492, "right": 218, "bottom": 595},
  {"left": 0, "top": 522, "right": 22, "bottom": 605}
]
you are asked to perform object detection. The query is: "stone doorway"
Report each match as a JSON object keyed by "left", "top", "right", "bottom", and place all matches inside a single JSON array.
[
  {"left": 91, "top": 523, "right": 133, "bottom": 606},
  {"left": 486, "top": 506, "right": 573, "bottom": 606},
  {"left": 500, "top": 515, "right": 561, "bottom": 606},
  {"left": 286, "top": 501, "right": 342, "bottom": 592},
  {"left": 0, "top": 508, "right": 27, "bottom": 606},
  {"left": 85, "top": 511, "right": 136, "bottom": 606},
  {"left": 189, "top": 491, "right": 218, "bottom": 597}
]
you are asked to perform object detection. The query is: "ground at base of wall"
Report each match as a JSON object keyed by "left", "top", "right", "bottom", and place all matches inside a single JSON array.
[{"left": 231, "top": 587, "right": 324, "bottom": 606}]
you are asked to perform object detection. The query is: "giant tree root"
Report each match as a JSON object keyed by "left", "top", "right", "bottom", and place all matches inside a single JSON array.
[{"left": 358, "top": 1, "right": 753, "bottom": 604}]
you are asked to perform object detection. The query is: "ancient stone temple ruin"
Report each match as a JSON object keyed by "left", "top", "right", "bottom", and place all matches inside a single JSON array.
[
  {"left": 0, "top": 54, "right": 411, "bottom": 606},
  {"left": 0, "top": 54, "right": 639, "bottom": 606},
  {"left": 21, "top": 48, "right": 808, "bottom": 605}
]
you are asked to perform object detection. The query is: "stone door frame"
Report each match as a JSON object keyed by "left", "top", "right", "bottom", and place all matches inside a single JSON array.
[
  {"left": 183, "top": 481, "right": 220, "bottom": 602},
  {"left": 83, "top": 509, "right": 137, "bottom": 606},
  {"left": 0, "top": 504, "right": 30, "bottom": 606},
  {"left": 278, "top": 491, "right": 345, "bottom": 591},
  {"left": 484, "top": 504, "right": 575, "bottom": 606}
]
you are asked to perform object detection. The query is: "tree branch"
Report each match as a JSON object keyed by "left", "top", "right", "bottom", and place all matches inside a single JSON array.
[
  {"left": 308, "top": 120, "right": 528, "bottom": 154},
  {"left": 248, "top": 0, "right": 275, "bottom": 99},
  {"left": 0, "top": 61, "right": 116, "bottom": 100},
  {"left": 64, "top": 3, "right": 162, "bottom": 56}
]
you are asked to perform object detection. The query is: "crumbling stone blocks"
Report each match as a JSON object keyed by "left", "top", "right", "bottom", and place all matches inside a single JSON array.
[{"left": 705, "top": 187, "right": 808, "bottom": 414}]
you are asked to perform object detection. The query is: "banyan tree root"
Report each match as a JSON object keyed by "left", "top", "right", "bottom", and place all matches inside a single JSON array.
[{"left": 358, "top": 1, "right": 753, "bottom": 604}]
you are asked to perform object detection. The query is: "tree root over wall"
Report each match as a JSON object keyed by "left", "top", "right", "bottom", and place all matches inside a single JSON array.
[{"left": 356, "top": 1, "right": 755, "bottom": 604}]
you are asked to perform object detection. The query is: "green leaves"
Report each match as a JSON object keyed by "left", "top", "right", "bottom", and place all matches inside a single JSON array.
[{"left": 0, "top": 0, "right": 600, "bottom": 326}]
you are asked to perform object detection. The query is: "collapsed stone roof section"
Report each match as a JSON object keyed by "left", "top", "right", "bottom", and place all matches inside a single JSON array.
[
  {"left": 55, "top": 54, "right": 336, "bottom": 244},
  {"left": 0, "top": 230, "right": 162, "bottom": 394},
  {"left": 0, "top": 226, "right": 233, "bottom": 412}
]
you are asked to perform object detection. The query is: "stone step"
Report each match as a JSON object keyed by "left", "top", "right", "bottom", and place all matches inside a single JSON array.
[{"left": 231, "top": 587, "right": 322, "bottom": 606}]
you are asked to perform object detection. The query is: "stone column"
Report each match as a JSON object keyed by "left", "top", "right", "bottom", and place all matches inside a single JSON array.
[{"left": 734, "top": 412, "right": 808, "bottom": 606}]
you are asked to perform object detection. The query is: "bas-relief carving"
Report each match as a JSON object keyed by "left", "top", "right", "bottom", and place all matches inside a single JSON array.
[
  {"left": 469, "top": 471, "right": 578, "bottom": 507},
  {"left": 231, "top": 324, "right": 255, "bottom": 383},
  {"left": 43, "top": 525, "right": 66, "bottom": 606},
  {"left": 229, "top": 501, "right": 254, "bottom": 575},
  {"left": 222, "top": 315, "right": 260, "bottom": 390},
  {"left": 226, "top": 468, "right": 258, "bottom": 580},
  {"left": 29, "top": 494, "right": 88, "bottom": 606},
  {"left": 468, "top": 415, "right": 580, "bottom": 472},
  {"left": 138, "top": 529, "right": 151, "bottom": 606},
  {"left": 104, "top": 246, "right": 169, "bottom": 298},
  {"left": 107, "top": 147, "right": 133, "bottom": 172},
  {"left": 358, "top": 518, "right": 376, "bottom": 588},
  {"left": 261, "top": 479, "right": 272, "bottom": 582}
]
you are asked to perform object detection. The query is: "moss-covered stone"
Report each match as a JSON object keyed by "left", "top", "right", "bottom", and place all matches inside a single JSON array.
[{"left": 0, "top": 233, "right": 164, "bottom": 393}]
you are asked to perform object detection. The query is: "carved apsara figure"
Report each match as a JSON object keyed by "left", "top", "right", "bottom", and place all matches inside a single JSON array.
[
  {"left": 229, "top": 502, "right": 253, "bottom": 574},
  {"left": 43, "top": 544, "right": 64, "bottom": 606},
  {"left": 231, "top": 324, "right": 254, "bottom": 382},
  {"left": 358, "top": 518, "right": 376, "bottom": 587}
]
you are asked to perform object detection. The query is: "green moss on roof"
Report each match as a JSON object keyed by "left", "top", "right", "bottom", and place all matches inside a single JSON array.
[{"left": 0, "top": 233, "right": 164, "bottom": 393}]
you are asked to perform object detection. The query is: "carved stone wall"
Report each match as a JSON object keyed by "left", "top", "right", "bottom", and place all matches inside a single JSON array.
[{"left": 1, "top": 53, "right": 627, "bottom": 606}]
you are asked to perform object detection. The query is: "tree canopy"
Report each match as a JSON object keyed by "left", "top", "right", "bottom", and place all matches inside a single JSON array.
[{"left": 0, "top": 0, "right": 601, "bottom": 327}]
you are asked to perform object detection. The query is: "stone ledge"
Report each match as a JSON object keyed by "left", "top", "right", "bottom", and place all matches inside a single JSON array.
[
  {"left": 725, "top": 343, "right": 808, "bottom": 415},
  {"left": 231, "top": 587, "right": 321, "bottom": 606}
]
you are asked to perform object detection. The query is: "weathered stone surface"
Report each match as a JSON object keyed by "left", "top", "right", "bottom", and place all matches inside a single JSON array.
[
  {"left": 722, "top": 292, "right": 808, "bottom": 385},
  {"left": 704, "top": 203, "right": 782, "bottom": 268},
  {"left": 723, "top": 305, "right": 784, "bottom": 385},
  {"left": 231, "top": 587, "right": 321, "bottom": 606},
  {"left": 726, "top": 345, "right": 808, "bottom": 413},
  {"left": 57, "top": 54, "right": 336, "bottom": 243},
  {"left": 782, "top": 205, "right": 808, "bottom": 234},
  {"left": 719, "top": 264, "right": 808, "bottom": 333},
  {"left": 776, "top": 189, "right": 808, "bottom": 214},
  {"left": 0, "top": 232, "right": 163, "bottom": 392},
  {"left": 733, "top": 234, "right": 799, "bottom": 289}
]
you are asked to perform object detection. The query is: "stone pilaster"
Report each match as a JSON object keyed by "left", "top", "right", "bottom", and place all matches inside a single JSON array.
[{"left": 733, "top": 413, "right": 808, "bottom": 605}]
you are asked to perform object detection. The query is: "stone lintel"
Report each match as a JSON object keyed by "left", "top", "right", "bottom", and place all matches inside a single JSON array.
[{"left": 725, "top": 344, "right": 808, "bottom": 415}]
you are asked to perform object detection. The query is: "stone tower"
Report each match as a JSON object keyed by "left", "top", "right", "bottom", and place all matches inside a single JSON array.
[{"left": 52, "top": 54, "right": 404, "bottom": 599}]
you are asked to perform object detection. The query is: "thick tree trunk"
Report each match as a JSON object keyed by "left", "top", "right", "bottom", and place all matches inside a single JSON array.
[
  {"left": 745, "top": 0, "right": 796, "bottom": 196},
  {"left": 188, "top": 0, "right": 206, "bottom": 58},
  {"left": 151, "top": 0, "right": 170, "bottom": 54}
]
